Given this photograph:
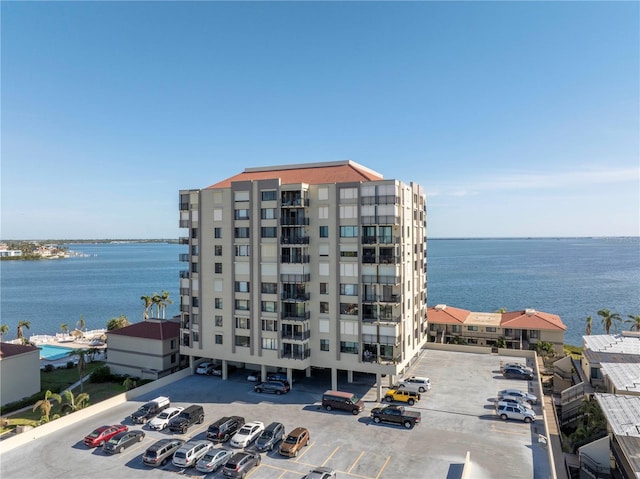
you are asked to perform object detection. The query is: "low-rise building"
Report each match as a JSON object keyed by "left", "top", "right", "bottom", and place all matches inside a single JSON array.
[
  {"left": 427, "top": 305, "right": 566, "bottom": 354},
  {"left": 581, "top": 332, "right": 640, "bottom": 393},
  {"left": 105, "top": 319, "right": 183, "bottom": 380},
  {"left": 0, "top": 342, "right": 40, "bottom": 406}
]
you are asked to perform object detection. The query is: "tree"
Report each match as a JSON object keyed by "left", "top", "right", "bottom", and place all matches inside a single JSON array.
[
  {"left": 33, "top": 390, "right": 62, "bottom": 423},
  {"left": 585, "top": 316, "right": 592, "bottom": 336},
  {"left": 60, "top": 323, "right": 69, "bottom": 335},
  {"left": 140, "top": 295, "right": 153, "bottom": 320},
  {"left": 60, "top": 390, "right": 90, "bottom": 415},
  {"left": 495, "top": 307, "right": 507, "bottom": 313},
  {"left": 16, "top": 320, "right": 31, "bottom": 340},
  {"left": 495, "top": 336, "right": 508, "bottom": 349},
  {"left": 0, "top": 324, "right": 8, "bottom": 337},
  {"left": 158, "top": 290, "right": 173, "bottom": 319},
  {"left": 626, "top": 314, "right": 640, "bottom": 332},
  {"left": 597, "top": 309, "right": 622, "bottom": 335},
  {"left": 152, "top": 292, "right": 162, "bottom": 318},
  {"left": 107, "top": 315, "right": 130, "bottom": 331},
  {"left": 70, "top": 349, "right": 88, "bottom": 393}
]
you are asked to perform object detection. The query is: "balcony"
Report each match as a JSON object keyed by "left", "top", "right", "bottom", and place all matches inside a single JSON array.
[
  {"left": 362, "top": 275, "right": 401, "bottom": 285},
  {"left": 280, "top": 348, "right": 311, "bottom": 360},
  {"left": 280, "top": 216, "right": 309, "bottom": 226},
  {"left": 281, "top": 292, "right": 310, "bottom": 301},
  {"left": 179, "top": 270, "right": 189, "bottom": 279},
  {"left": 280, "top": 236, "right": 310, "bottom": 244},
  {"left": 362, "top": 314, "right": 401, "bottom": 324},
  {"left": 360, "top": 195, "right": 399, "bottom": 206},
  {"left": 281, "top": 254, "right": 310, "bottom": 264},
  {"left": 362, "top": 294, "right": 400, "bottom": 304},
  {"left": 360, "top": 216, "right": 401, "bottom": 226},
  {"left": 281, "top": 198, "right": 309, "bottom": 207},
  {"left": 178, "top": 237, "right": 189, "bottom": 245},
  {"left": 179, "top": 220, "right": 190, "bottom": 228},
  {"left": 281, "top": 330, "right": 311, "bottom": 341},
  {"left": 281, "top": 310, "right": 311, "bottom": 321},
  {"left": 280, "top": 274, "right": 311, "bottom": 283},
  {"left": 179, "top": 254, "right": 189, "bottom": 262}
]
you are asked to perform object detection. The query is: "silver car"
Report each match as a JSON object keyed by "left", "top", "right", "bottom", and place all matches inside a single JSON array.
[
  {"left": 172, "top": 440, "right": 213, "bottom": 468},
  {"left": 196, "top": 447, "right": 234, "bottom": 473}
]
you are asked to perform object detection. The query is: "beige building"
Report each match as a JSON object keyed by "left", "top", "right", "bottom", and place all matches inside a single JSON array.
[
  {"left": 178, "top": 160, "right": 427, "bottom": 392},
  {"left": 427, "top": 304, "right": 566, "bottom": 355},
  {"left": 106, "top": 319, "right": 181, "bottom": 380},
  {"left": 0, "top": 342, "right": 40, "bottom": 406}
]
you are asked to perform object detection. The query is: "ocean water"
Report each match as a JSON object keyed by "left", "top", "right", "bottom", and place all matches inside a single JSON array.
[{"left": 1, "top": 238, "right": 638, "bottom": 346}]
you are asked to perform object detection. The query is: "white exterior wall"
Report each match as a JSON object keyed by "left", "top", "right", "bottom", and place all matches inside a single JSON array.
[
  {"left": 0, "top": 349, "right": 40, "bottom": 406},
  {"left": 106, "top": 334, "right": 179, "bottom": 379}
]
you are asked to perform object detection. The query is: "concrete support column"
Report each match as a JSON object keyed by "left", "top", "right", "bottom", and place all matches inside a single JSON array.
[
  {"left": 222, "top": 359, "right": 228, "bottom": 380},
  {"left": 260, "top": 365, "right": 267, "bottom": 382},
  {"left": 347, "top": 370, "right": 353, "bottom": 383},
  {"left": 331, "top": 367, "right": 338, "bottom": 391},
  {"left": 388, "top": 374, "right": 395, "bottom": 387},
  {"left": 376, "top": 372, "right": 382, "bottom": 402},
  {"left": 189, "top": 356, "right": 195, "bottom": 373},
  {"left": 306, "top": 367, "right": 311, "bottom": 378},
  {"left": 287, "top": 368, "right": 293, "bottom": 390}
]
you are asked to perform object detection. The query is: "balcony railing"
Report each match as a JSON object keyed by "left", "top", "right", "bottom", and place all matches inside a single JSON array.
[
  {"left": 180, "top": 287, "right": 190, "bottom": 295},
  {"left": 179, "top": 253, "right": 189, "bottom": 262},
  {"left": 281, "top": 198, "right": 309, "bottom": 207},
  {"left": 280, "top": 217, "right": 309, "bottom": 226},
  {"left": 280, "top": 274, "right": 310, "bottom": 283},
  {"left": 281, "top": 311, "right": 311, "bottom": 321},
  {"left": 280, "top": 348, "right": 311, "bottom": 359},
  {"left": 280, "top": 236, "right": 310, "bottom": 244},
  {"left": 362, "top": 315, "right": 401, "bottom": 324},
  {"left": 180, "top": 202, "right": 190, "bottom": 211},
  {"left": 362, "top": 275, "right": 401, "bottom": 285},
  {"left": 362, "top": 294, "right": 400, "bottom": 303},
  {"left": 180, "top": 304, "right": 190, "bottom": 312},
  {"left": 281, "top": 330, "right": 311, "bottom": 341},
  {"left": 178, "top": 237, "right": 189, "bottom": 245},
  {"left": 360, "top": 216, "right": 401, "bottom": 226},
  {"left": 179, "top": 220, "right": 190, "bottom": 228},
  {"left": 360, "top": 195, "right": 399, "bottom": 205},
  {"left": 281, "top": 292, "right": 310, "bottom": 301},
  {"left": 281, "top": 254, "right": 310, "bottom": 264},
  {"left": 179, "top": 270, "right": 189, "bottom": 279}
]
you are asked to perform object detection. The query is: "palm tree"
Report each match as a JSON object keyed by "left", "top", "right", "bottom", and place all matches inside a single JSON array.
[
  {"left": 495, "top": 336, "right": 508, "bottom": 349},
  {"left": 33, "top": 390, "right": 62, "bottom": 423},
  {"left": 0, "top": 324, "right": 8, "bottom": 338},
  {"left": 74, "top": 315, "right": 86, "bottom": 338},
  {"left": 159, "top": 290, "right": 173, "bottom": 319},
  {"left": 59, "top": 390, "right": 90, "bottom": 415},
  {"left": 597, "top": 309, "right": 622, "bottom": 335},
  {"left": 60, "top": 323, "right": 69, "bottom": 336},
  {"left": 152, "top": 292, "right": 162, "bottom": 318},
  {"left": 107, "top": 315, "right": 130, "bottom": 331},
  {"left": 585, "top": 316, "right": 592, "bottom": 336},
  {"left": 70, "top": 349, "right": 88, "bottom": 393},
  {"left": 16, "top": 320, "right": 31, "bottom": 341},
  {"left": 626, "top": 314, "right": 640, "bottom": 331},
  {"left": 140, "top": 295, "right": 153, "bottom": 320}
]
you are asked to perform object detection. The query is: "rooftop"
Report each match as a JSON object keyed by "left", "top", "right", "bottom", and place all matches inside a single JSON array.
[
  {"left": 600, "top": 362, "right": 640, "bottom": 394},
  {"left": 0, "top": 342, "right": 39, "bottom": 359},
  {"left": 106, "top": 319, "right": 180, "bottom": 341},
  {"left": 426, "top": 305, "right": 567, "bottom": 331}
]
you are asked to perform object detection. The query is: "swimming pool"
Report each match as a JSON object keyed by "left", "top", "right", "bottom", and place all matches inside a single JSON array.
[{"left": 39, "top": 344, "right": 74, "bottom": 360}]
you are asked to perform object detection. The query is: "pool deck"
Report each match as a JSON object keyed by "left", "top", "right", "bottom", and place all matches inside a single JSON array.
[{"left": 32, "top": 333, "right": 107, "bottom": 369}]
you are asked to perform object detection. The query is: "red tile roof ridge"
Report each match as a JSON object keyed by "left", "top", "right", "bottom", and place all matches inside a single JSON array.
[{"left": 501, "top": 309, "right": 567, "bottom": 331}]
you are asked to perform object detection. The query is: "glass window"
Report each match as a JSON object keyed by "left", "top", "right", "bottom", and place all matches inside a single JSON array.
[
  {"left": 261, "top": 190, "right": 277, "bottom": 201},
  {"left": 234, "top": 227, "right": 250, "bottom": 238},
  {"left": 261, "top": 208, "right": 276, "bottom": 219},
  {"left": 340, "top": 284, "right": 358, "bottom": 295},
  {"left": 340, "top": 303, "right": 358, "bottom": 315},
  {"left": 214, "top": 227, "right": 222, "bottom": 238},
  {"left": 261, "top": 319, "right": 277, "bottom": 331},
  {"left": 235, "top": 281, "right": 250, "bottom": 293},
  {"left": 235, "top": 245, "right": 250, "bottom": 256},
  {"left": 261, "top": 301, "right": 277, "bottom": 312},
  {"left": 320, "top": 283, "right": 328, "bottom": 295},
  {"left": 234, "top": 209, "right": 250, "bottom": 220},
  {"left": 320, "top": 339, "right": 330, "bottom": 351},
  {"left": 467, "top": 325, "right": 478, "bottom": 332},
  {"left": 235, "top": 336, "right": 250, "bottom": 347},
  {"left": 215, "top": 245, "right": 222, "bottom": 256},
  {"left": 235, "top": 299, "right": 250, "bottom": 310},
  {"left": 319, "top": 226, "right": 329, "bottom": 237},
  {"left": 320, "top": 302, "right": 329, "bottom": 313},
  {"left": 261, "top": 227, "right": 277, "bottom": 238},
  {"left": 262, "top": 338, "right": 277, "bottom": 350},
  {"left": 215, "top": 315, "right": 223, "bottom": 327},
  {"left": 340, "top": 341, "right": 358, "bottom": 354},
  {"left": 191, "top": 262, "right": 199, "bottom": 273},
  {"left": 340, "top": 226, "right": 358, "bottom": 237},
  {"left": 215, "top": 298, "right": 223, "bottom": 309},
  {"left": 215, "top": 263, "right": 222, "bottom": 273},
  {"left": 235, "top": 317, "right": 250, "bottom": 329},
  {"left": 261, "top": 282, "right": 277, "bottom": 294},
  {"left": 486, "top": 327, "right": 496, "bottom": 333},
  {"left": 215, "top": 334, "right": 223, "bottom": 345}
]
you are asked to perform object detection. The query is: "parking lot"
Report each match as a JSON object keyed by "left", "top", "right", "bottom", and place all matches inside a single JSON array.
[{"left": 0, "top": 349, "right": 550, "bottom": 479}]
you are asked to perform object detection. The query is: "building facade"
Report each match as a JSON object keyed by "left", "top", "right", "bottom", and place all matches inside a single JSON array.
[
  {"left": 0, "top": 342, "right": 40, "bottom": 406},
  {"left": 178, "top": 160, "right": 427, "bottom": 391}
]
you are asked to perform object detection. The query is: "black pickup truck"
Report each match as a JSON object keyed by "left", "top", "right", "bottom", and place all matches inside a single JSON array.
[
  {"left": 130, "top": 396, "right": 170, "bottom": 424},
  {"left": 370, "top": 405, "right": 421, "bottom": 429}
]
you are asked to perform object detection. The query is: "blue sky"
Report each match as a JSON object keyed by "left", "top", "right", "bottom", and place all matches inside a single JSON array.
[{"left": 2, "top": 1, "right": 638, "bottom": 239}]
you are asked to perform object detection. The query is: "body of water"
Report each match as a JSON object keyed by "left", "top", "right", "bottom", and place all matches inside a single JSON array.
[{"left": 1, "top": 238, "right": 639, "bottom": 347}]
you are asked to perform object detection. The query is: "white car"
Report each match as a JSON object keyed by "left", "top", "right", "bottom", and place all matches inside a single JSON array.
[
  {"left": 501, "top": 362, "right": 534, "bottom": 374},
  {"left": 230, "top": 421, "right": 265, "bottom": 448},
  {"left": 196, "top": 362, "right": 215, "bottom": 375},
  {"left": 399, "top": 376, "right": 431, "bottom": 392},
  {"left": 496, "top": 403, "right": 536, "bottom": 423},
  {"left": 497, "top": 396, "right": 533, "bottom": 410},
  {"left": 148, "top": 407, "right": 184, "bottom": 430},
  {"left": 498, "top": 389, "right": 537, "bottom": 405}
]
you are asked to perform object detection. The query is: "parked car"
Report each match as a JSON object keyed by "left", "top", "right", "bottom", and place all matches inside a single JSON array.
[
  {"left": 222, "top": 451, "right": 261, "bottom": 478},
  {"left": 207, "top": 416, "right": 245, "bottom": 443},
  {"left": 172, "top": 440, "right": 213, "bottom": 468},
  {"left": 398, "top": 376, "right": 431, "bottom": 392},
  {"left": 103, "top": 430, "right": 145, "bottom": 454},
  {"left": 196, "top": 447, "right": 234, "bottom": 474},
  {"left": 196, "top": 362, "right": 215, "bottom": 375},
  {"left": 267, "top": 372, "right": 293, "bottom": 384},
  {"left": 230, "top": 421, "right": 265, "bottom": 448},
  {"left": 500, "top": 362, "right": 533, "bottom": 374},
  {"left": 384, "top": 389, "right": 421, "bottom": 405},
  {"left": 142, "top": 438, "right": 184, "bottom": 467},
  {"left": 304, "top": 467, "right": 337, "bottom": 479},
  {"left": 497, "top": 396, "right": 533, "bottom": 410},
  {"left": 83, "top": 424, "right": 128, "bottom": 448},
  {"left": 148, "top": 406, "right": 184, "bottom": 430},
  {"left": 130, "top": 396, "right": 170, "bottom": 424},
  {"left": 212, "top": 364, "right": 237, "bottom": 376},
  {"left": 255, "top": 422, "right": 285, "bottom": 452},
  {"left": 498, "top": 389, "right": 538, "bottom": 405},
  {"left": 246, "top": 370, "right": 262, "bottom": 382},
  {"left": 169, "top": 404, "right": 205, "bottom": 433},
  {"left": 254, "top": 380, "right": 290, "bottom": 395},
  {"left": 502, "top": 367, "right": 534, "bottom": 380},
  {"left": 321, "top": 390, "right": 365, "bottom": 415},
  {"left": 279, "top": 427, "right": 310, "bottom": 457},
  {"left": 370, "top": 405, "right": 421, "bottom": 429},
  {"left": 496, "top": 403, "right": 536, "bottom": 423}
]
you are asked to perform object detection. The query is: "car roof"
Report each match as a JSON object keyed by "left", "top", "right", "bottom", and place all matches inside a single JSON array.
[
  {"left": 289, "top": 427, "right": 308, "bottom": 436},
  {"left": 265, "top": 421, "right": 284, "bottom": 431}
]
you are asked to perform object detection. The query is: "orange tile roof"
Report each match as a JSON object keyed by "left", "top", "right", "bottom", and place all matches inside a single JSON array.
[
  {"left": 107, "top": 320, "right": 180, "bottom": 340},
  {"left": 207, "top": 160, "right": 384, "bottom": 189},
  {"left": 427, "top": 305, "right": 471, "bottom": 325},
  {"left": 501, "top": 309, "right": 567, "bottom": 331}
]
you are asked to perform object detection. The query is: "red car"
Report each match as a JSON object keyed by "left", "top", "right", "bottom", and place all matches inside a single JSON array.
[{"left": 83, "top": 424, "right": 128, "bottom": 448}]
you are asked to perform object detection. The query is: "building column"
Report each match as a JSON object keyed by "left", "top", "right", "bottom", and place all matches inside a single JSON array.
[
  {"left": 376, "top": 372, "right": 382, "bottom": 402},
  {"left": 222, "top": 359, "right": 228, "bottom": 380},
  {"left": 260, "top": 365, "right": 267, "bottom": 382},
  {"left": 331, "top": 367, "right": 338, "bottom": 391},
  {"left": 388, "top": 374, "right": 396, "bottom": 388},
  {"left": 287, "top": 368, "right": 293, "bottom": 390},
  {"left": 347, "top": 370, "right": 353, "bottom": 383}
]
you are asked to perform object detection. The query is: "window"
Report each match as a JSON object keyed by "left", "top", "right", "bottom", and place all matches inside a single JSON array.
[
  {"left": 590, "top": 367, "right": 602, "bottom": 380},
  {"left": 234, "top": 191, "right": 250, "bottom": 202},
  {"left": 215, "top": 315, "right": 223, "bottom": 327},
  {"left": 340, "top": 226, "right": 358, "bottom": 237},
  {"left": 261, "top": 282, "right": 277, "bottom": 294},
  {"left": 170, "top": 339, "right": 176, "bottom": 349},
  {"left": 339, "top": 187, "right": 357, "bottom": 200},
  {"left": 235, "top": 336, "right": 250, "bottom": 347},
  {"left": 262, "top": 338, "right": 277, "bottom": 350},
  {"left": 320, "top": 339, "right": 330, "bottom": 351},
  {"left": 235, "top": 281, "right": 250, "bottom": 293},
  {"left": 191, "top": 262, "right": 199, "bottom": 273},
  {"left": 340, "top": 284, "right": 358, "bottom": 296},
  {"left": 486, "top": 327, "right": 497, "bottom": 333},
  {"left": 452, "top": 325, "right": 460, "bottom": 333},
  {"left": 235, "top": 209, "right": 249, "bottom": 220},
  {"left": 235, "top": 317, "right": 250, "bottom": 329},
  {"left": 339, "top": 205, "right": 357, "bottom": 218},
  {"left": 261, "top": 227, "right": 277, "bottom": 238},
  {"left": 261, "top": 208, "right": 276, "bottom": 219},
  {"left": 235, "top": 299, "right": 250, "bottom": 311},
  {"left": 467, "top": 325, "right": 478, "bottom": 332},
  {"left": 318, "top": 206, "right": 329, "bottom": 219},
  {"left": 261, "top": 190, "right": 277, "bottom": 201},
  {"left": 215, "top": 263, "right": 222, "bottom": 273},
  {"left": 215, "top": 298, "right": 223, "bottom": 309},
  {"left": 261, "top": 301, "right": 277, "bottom": 313},
  {"left": 261, "top": 319, "right": 277, "bottom": 331},
  {"left": 214, "top": 227, "right": 222, "bottom": 238},
  {"left": 340, "top": 341, "right": 358, "bottom": 354},
  {"left": 319, "top": 226, "right": 329, "bottom": 237},
  {"left": 213, "top": 209, "right": 223, "bottom": 221},
  {"left": 320, "top": 302, "right": 329, "bottom": 313},
  {"left": 192, "top": 331, "right": 199, "bottom": 343},
  {"left": 340, "top": 251, "right": 357, "bottom": 257},
  {"left": 235, "top": 245, "right": 250, "bottom": 256},
  {"left": 318, "top": 187, "right": 328, "bottom": 200},
  {"left": 340, "top": 303, "right": 358, "bottom": 315},
  {"left": 171, "top": 353, "right": 176, "bottom": 363},
  {"left": 215, "top": 334, "right": 223, "bottom": 345},
  {"left": 467, "top": 338, "right": 478, "bottom": 344},
  {"left": 191, "top": 297, "right": 199, "bottom": 307},
  {"left": 235, "top": 227, "right": 250, "bottom": 238},
  {"left": 530, "top": 330, "right": 540, "bottom": 339},
  {"left": 191, "top": 245, "right": 199, "bottom": 256},
  {"left": 320, "top": 283, "right": 328, "bottom": 295},
  {"left": 215, "top": 245, "right": 222, "bottom": 256}
]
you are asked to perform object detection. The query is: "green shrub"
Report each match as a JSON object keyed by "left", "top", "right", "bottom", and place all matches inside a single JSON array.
[
  {"left": 43, "top": 364, "right": 55, "bottom": 372},
  {"left": 89, "top": 365, "right": 113, "bottom": 383},
  {"left": 66, "top": 361, "right": 75, "bottom": 369}
]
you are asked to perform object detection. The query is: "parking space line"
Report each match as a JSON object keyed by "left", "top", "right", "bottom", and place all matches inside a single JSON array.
[
  {"left": 346, "top": 451, "right": 365, "bottom": 474},
  {"left": 374, "top": 455, "right": 392, "bottom": 479},
  {"left": 321, "top": 446, "right": 340, "bottom": 466},
  {"left": 295, "top": 440, "right": 314, "bottom": 461}
]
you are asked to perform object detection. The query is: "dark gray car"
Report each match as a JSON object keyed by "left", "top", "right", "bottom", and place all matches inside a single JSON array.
[
  {"left": 255, "top": 422, "right": 285, "bottom": 452},
  {"left": 222, "top": 451, "right": 261, "bottom": 478},
  {"left": 142, "top": 438, "right": 184, "bottom": 467}
]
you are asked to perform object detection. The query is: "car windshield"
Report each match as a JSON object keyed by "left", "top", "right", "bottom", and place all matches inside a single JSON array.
[
  {"left": 145, "top": 451, "right": 158, "bottom": 459},
  {"left": 261, "top": 431, "right": 273, "bottom": 439},
  {"left": 202, "top": 452, "right": 216, "bottom": 461},
  {"left": 238, "top": 427, "right": 251, "bottom": 435},
  {"left": 351, "top": 394, "right": 360, "bottom": 403},
  {"left": 157, "top": 412, "right": 169, "bottom": 419},
  {"left": 107, "top": 437, "right": 120, "bottom": 445},
  {"left": 174, "top": 451, "right": 186, "bottom": 459},
  {"left": 88, "top": 431, "right": 100, "bottom": 438},
  {"left": 285, "top": 435, "right": 298, "bottom": 444}
]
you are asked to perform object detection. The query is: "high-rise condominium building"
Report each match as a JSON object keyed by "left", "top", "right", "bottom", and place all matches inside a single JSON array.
[{"left": 178, "top": 160, "right": 427, "bottom": 392}]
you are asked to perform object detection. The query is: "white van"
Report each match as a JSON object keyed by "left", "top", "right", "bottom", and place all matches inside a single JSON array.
[{"left": 397, "top": 376, "right": 431, "bottom": 393}]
